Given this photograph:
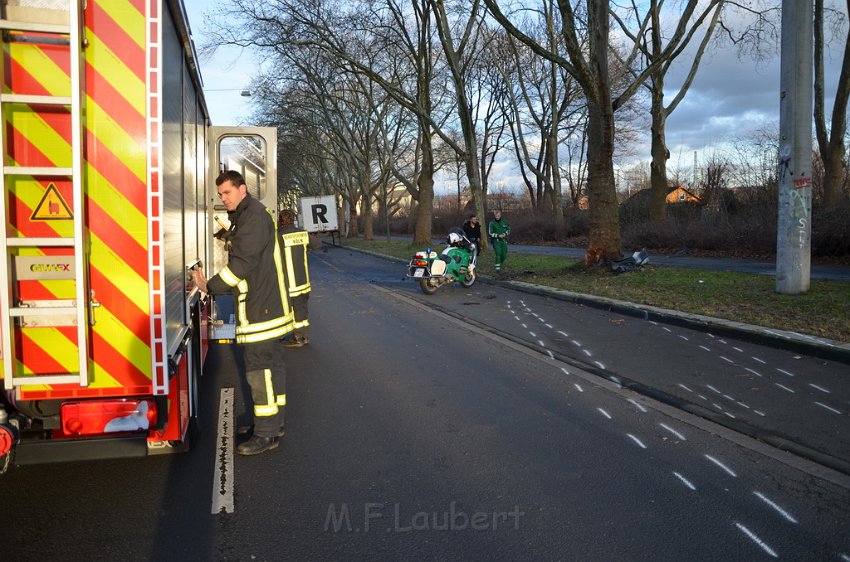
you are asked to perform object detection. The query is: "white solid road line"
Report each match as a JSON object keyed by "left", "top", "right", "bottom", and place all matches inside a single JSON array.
[{"left": 212, "top": 387, "right": 235, "bottom": 514}]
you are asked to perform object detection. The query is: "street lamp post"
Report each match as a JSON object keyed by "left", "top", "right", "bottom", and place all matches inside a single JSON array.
[{"left": 775, "top": 0, "right": 813, "bottom": 295}]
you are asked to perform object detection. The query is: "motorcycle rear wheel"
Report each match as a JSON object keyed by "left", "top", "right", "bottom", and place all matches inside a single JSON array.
[
  {"left": 419, "top": 278, "right": 439, "bottom": 295},
  {"left": 460, "top": 271, "right": 476, "bottom": 288}
]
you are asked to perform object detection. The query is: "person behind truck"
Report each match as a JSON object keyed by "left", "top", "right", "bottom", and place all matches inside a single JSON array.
[
  {"left": 278, "top": 209, "right": 312, "bottom": 347},
  {"left": 192, "top": 170, "right": 293, "bottom": 456},
  {"left": 488, "top": 209, "right": 510, "bottom": 273},
  {"left": 462, "top": 214, "right": 481, "bottom": 255}
]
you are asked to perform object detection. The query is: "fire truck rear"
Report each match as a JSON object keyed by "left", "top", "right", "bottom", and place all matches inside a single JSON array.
[{"left": 0, "top": 0, "right": 277, "bottom": 468}]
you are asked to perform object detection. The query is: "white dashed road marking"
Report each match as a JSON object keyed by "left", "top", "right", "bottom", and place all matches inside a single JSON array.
[
  {"left": 659, "top": 423, "right": 686, "bottom": 441},
  {"left": 753, "top": 491, "right": 798, "bottom": 524},
  {"left": 735, "top": 522, "right": 778, "bottom": 558},
  {"left": 672, "top": 472, "right": 696, "bottom": 491},
  {"left": 705, "top": 454, "right": 737, "bottom": 477},
  {"left": 815, "top": 402, "right": 842, "bottom": 415},
  {"left": 808, "top": 383, "right": 831, "bottom": 394}
]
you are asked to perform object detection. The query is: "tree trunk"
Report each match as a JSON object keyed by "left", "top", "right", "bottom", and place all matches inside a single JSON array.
[
  {"left": 362, "top": 190, "right": 374, "bottom": 241},
  {"left": 821, "top": 143, "right": 847, "bottom": 209},
  {"left": 584, "top": 97, "right": 622, "bottom": 265},
  {"left": 347, "top": 196, "right": 360, "bottom": 239},
  {"left": 547, "top": 124, "right": 565, "bottom": 230},
  {"left": 583, "top": 0, "right": 621, "bottom": 265},
  {"left": 414, "top": 125, "right": 435, "bottom": 245},
  {"left": 649, "top": 76, "right": 669, "bottom": 223},
  {"left": 814, "top": 0, "right": 850, "bottom": 211}
]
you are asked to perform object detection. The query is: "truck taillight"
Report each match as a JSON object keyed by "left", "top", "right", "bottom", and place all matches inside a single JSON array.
[{"left": 60, "top": 399, "right": 158, "bottom": 436}]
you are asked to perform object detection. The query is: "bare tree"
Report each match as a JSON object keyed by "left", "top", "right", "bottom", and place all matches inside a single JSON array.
[
  {"left": 429, "top": 0, "right": 491, "bottom": 234},
  {"left": 612, "top": 0, "right": 726, "bottom": 223},
  {"left": 814, "top": 0, "right": 850, "bottom": 210},
  {"left": 485, "top": 0, "right": 667, "bottom": 263},
  {"left": 489, "top": 17, "right": 583, "bottom": 229},
  {"left": 204, "top": 0, "right": 446, "bottom": 245},
  {"left": 468, "top": 25, "right": 513, "bottom": 219}
]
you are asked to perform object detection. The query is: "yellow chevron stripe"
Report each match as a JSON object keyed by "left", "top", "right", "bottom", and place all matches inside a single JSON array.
[
  {"left": 98, "top": 0, "right": 145, "bottom": 51},
  {"left": 8, "top": 102, "right": 147, "bottom": 250},
  {"left": 86, "top": 29, "right": 146, "bottom": 115},
  {"left": 13, "top": 359, "right": 47, "bottom": 391},
  {"left": 8, "top": 108, "right": 71, "bottom": 167},
  {"left": 90, "top": 231, "right": 149, "bottom": 316},
  {"left": 20, "top": 328, "right": 122, "bottom": 390},
  {"left": 92, "top": 306, "right": 152, "bottom": 380},
  {"left": 33, "top": 279, "right": 75, "bottom": 300},
  {"left": 19, "top": 328, "right": 75, "bottom": 374},
  {"left": 16, "top": 301, "right": 150, "bottom": 389},
  {"left": 86, "top": 164, "right": 147, "bottom": 248},
  {"left": 86, "top": 96, "right": 146, "bottom": 183},
  {"left": 7, "top": 43, "right": 69, "bottom": 97}
]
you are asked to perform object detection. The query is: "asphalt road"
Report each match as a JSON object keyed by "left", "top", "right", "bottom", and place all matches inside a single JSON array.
[{"left": 1, "top": 247, "right": 849, "bottom": 560}]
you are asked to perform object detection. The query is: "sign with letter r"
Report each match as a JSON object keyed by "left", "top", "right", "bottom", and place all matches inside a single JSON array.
[{"left": 299, "top": 195, "right": 338, "bottom": 233}]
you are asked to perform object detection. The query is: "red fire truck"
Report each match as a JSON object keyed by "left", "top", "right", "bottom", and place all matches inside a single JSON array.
[{"left": 0, "top": 0, "right": 277, "bottom": 468}]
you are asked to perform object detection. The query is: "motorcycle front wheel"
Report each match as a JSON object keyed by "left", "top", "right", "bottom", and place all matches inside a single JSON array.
[
  {"left": 419, "top": 278, "right": 440, "bottom": 295},
  {"left": 460, "top": 270, "right": 476, "bottom": 288}
]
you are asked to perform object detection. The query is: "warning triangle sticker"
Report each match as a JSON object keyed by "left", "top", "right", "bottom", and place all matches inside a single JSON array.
[{"left": 31, "top": 183, "right": 73, "bottom": 221}]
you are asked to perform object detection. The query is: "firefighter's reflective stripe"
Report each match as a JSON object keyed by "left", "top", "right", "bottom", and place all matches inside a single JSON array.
[
  {"left": 239, "top": 324, "right": 293, "bottom": 345},
  {"left": 282, "top": 231, "right": 311, "bottom": 297},
  {"left": 276, "top": 394, "right": 286, "bottom": 406},
  {"left": 219, "top": 266, "right": 242, "bottom": 287},
  {"left": 254, "top": 369, "right": 279, "bottom": 417},
  {"left": 293, "top": 318, "right": 309, "bottom": 329},
  {"left": 272, "top": 216, "right": 293, "bottom": 311}
]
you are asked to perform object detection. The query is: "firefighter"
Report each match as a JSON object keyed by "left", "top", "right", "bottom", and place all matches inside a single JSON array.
[
  {"left": 192, "top": 170, "right": 293, "bottom": 456},
  {"left": 278, "top": 209, "right": 312, "bottom": 347}
]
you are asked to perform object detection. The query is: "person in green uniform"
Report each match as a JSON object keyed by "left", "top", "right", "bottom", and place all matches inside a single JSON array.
[{"left": 488, "top": 209, "right": 510, "bottom": 273}]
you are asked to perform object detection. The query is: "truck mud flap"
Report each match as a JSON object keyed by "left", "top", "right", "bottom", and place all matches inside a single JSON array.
[{"left": 13, "top": 435, "right": 148, "bottom": 465}]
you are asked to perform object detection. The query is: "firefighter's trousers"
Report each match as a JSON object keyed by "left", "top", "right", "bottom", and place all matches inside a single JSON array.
[
  {"left": 241, "top": 339, "right": 286, "bottom": 437},
  {"left": 291, "top": 293, "right": 310, "bottom": 339}
]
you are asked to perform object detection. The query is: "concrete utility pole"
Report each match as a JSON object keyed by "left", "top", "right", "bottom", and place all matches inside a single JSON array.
[{"left": 776, "top": 0, "right": 814, "bottom": 294}]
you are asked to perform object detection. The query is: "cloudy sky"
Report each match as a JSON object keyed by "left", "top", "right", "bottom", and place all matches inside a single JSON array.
[{"left": 183, "top": 0, "right": 847, "bottom": 185}]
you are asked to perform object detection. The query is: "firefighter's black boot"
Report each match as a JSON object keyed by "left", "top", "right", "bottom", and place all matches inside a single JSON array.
[
  {"left": 237, "top": 424, "right": 285, "bottom": 440},
  {"left": 236, "top": 434, "right": 279, "bottom": 456}
]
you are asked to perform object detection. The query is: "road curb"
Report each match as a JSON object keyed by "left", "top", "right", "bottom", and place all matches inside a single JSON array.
[{"left": 497, "top": 279, "right": 850, "bottom": 365}]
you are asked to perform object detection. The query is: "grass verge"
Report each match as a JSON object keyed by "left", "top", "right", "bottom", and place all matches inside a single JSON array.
[{"left": 336, "top": 237, "right": 850, "bottom": 344}]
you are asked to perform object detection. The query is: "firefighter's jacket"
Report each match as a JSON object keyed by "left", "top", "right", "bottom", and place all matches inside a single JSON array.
[
  {"left": 207, "top": 194, "right": 294, "bottom": 344},
  {"left": 279, "top": 225, "right": 312, "bottom": 298}
]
